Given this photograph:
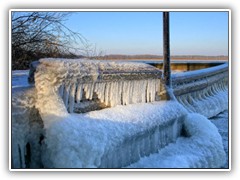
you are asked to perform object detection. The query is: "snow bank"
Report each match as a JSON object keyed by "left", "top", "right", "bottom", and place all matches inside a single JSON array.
[
  {"left": 127, "top": 113, "right": 226, "bottom": 168},
  {"left": 41, "top": 101, "right": 187, "bottom": 168}
]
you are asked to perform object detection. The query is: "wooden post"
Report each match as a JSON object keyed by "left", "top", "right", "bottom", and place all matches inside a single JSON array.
[{"left": 163, "top": 12, "right": 171, "bottom": 87}]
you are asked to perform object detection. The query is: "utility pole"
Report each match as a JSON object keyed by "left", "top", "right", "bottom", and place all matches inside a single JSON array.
[{"left": 163, "top": 12, "right": 171, "bottom": 87}]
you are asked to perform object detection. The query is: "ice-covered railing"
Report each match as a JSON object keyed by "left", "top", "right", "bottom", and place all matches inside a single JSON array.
[
  {"left": 172, "top": 63, "right": 228, "bottom": 118},
  {"left": 34, "top": 58, "right": 188, "bottom": 168},
  {"left": 11, "top": 87, "right": 43, "bottom": 168},
  {"left": 12, "top": 59, "right": 228, "bottom": 168},
  {"left": 42, "top": 101, "right": 187, "bottom": 168},
  {"left": 35, "top": 58, "right": 162, "bottom": 116}
]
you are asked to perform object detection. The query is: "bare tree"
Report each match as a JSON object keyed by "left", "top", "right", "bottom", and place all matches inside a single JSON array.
[{"left": 11, "top": 12, "right": 87, "bottom": 70}]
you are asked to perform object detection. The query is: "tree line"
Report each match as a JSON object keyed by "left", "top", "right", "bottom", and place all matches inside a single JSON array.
[{"left": 11, "top": 12, "right": 92, "bottom": 70}]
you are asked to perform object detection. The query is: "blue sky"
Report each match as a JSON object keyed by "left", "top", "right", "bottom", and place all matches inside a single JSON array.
[{"left": 65, "top": 11, "right": 229, "bottom": 56}]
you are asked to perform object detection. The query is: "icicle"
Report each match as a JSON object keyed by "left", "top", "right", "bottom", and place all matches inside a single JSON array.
[
  {"left": 63, "top": 83, "right": 71, "bottom": 108},
  {"left": 125, "top": 81, "right": 130, "bottom": 105},
  {"left": 104, "top": 82, "right": 110, "bottom": 106},
  {"left": 89, "top": 83, "right": 95, "bottom": 100},
  {"left": 118, "top": 81, "right": 122, "bottom": 105},
  {"left": 71, "top": 78, "right": 161, "bottom": 108},
  {"left": 21, "top": 143, "right": 25, "bottom": 168},
  {"left": 100, "top": 82, "right": 106, "bottom": 103},
  {"left": 69, "top": 83, "right": 76, "bottom": 113},
  {"left": 76, "top": 84, "right": 83, "bottom": 103},
  {"left": 122, "top": 81, "right": 126, "bottom": 105},
  {"left": 84, "top": 84, "right": 90, "bottom": 99},
  {"left": 58, "top": 85, "right": 64, "bottom": 98},
  {"left": 146, "top": 80, "right": 150, "bottom": 103},
  {"left": 109, "top": 82, "right": 115, "bottom": 106},
  {"left": 141, "top": 80, "right": 146, "bottom": 103}
]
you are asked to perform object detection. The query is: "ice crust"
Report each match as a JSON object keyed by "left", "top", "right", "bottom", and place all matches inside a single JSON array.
[
  {"left": 34, "top": 58, "right": 162, "bottom": 128},
  {"left": 29, "top": 59, "right": 228, "bottom": 168},
  {"left": 176, "top": 81, "right": 228, "bottom": 118},
  {"left": 41, "top": 101, "right": 187, "bottom": 168},
  {"left": 59, "top": 79, "right": 161, "bottom": 112},
  {"left": 127, "top": 113, "right": 226, "bottom": 168}
]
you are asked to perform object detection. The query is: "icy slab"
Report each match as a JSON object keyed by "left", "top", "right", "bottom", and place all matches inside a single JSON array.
[
  {"left": 127, "top": 113, "right": 226, "bottom": 168},
  {"left": 41, "top": 101, "right": 187, "bottom": 168},
  {"left": 35, "top": 58, "right": 162, "bottom": 84}
]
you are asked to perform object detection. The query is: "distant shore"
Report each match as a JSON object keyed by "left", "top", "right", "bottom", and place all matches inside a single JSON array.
[{"left": 90, "top": 54, "right": 228, "bottom": 61}]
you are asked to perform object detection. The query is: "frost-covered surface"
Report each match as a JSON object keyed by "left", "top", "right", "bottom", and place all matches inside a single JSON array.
[
  {"left": 12, "top": 70, "right": 31, "bottom": 88},
  {"left": 172, "top": 63, "right": 228, "bottom": 118},
  {"left": 210, "top": 110, "right": 229, "bottom": 168},
  {"left": 11, "top": 60, "right": 228, "bottom": 169},
  {"left": 172, "top": 63, "right": 228, "bottom": 81},
  {"left": 36, "top": 58, "right": 161, "bottom": 84},
  {"left": 176, "top": 82, "right": 228, "bottom": 118},
  {"left": 58, "top": 79, "right": 161, "bottom": 112},
  {"left": 34, "top": 58, "right": 163, "bottom": 123},
  {"left": 41, "top": 101, "right": 187, "bottom": 168},
  {"left": 12, "top": 87, "right": 43, "bottom": 168},
  {"left": 127, "top": 113, "right": 226, "bottom": 168}
]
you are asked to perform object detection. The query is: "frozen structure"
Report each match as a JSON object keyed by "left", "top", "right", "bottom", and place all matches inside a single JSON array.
[
  {"left": 11, "top": 59, "right": 228, "bottom": 168},
  {"left": 172, "top": 63, "right": 228, "bottom": 118}
]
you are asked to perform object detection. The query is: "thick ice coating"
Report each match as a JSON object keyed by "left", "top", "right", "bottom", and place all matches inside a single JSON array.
[
  {"left": 41, "top": 101, "right": 187, "bottom": 168},
  {"left": 127, "top": 113, "right": 226, "bottom": 168},
  {"left": 34, "top": 58, "right": 163, "bottom": 127}
]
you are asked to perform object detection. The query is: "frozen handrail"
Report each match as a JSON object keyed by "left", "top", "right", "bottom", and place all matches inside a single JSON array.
[
  {"left": 172, "top": 63, "right": 228, "bottom": 118},
  {"left": 172, "top": 63, "right": 228, "bottom": 84},
  {"left": 172, "top": 63, "right": 228, "bottom": 96},
  {"left": 33, "top": 58, "right": 187, "bottom": 168},
  {"left": 34, "top": 58, "right": 163, "bottom": 114}
]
